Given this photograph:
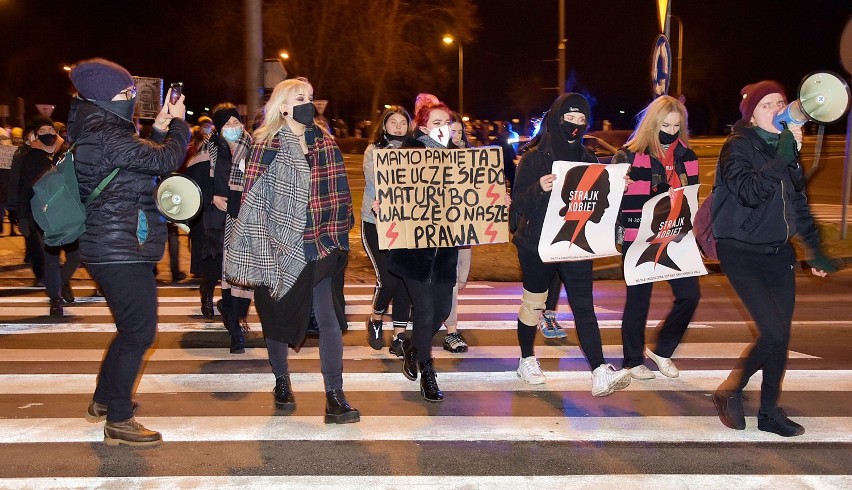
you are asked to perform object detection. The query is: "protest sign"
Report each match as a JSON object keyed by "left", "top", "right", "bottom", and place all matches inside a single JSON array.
[
  {"left": 0, "top": 145, "right": 16, "bottom": 170},
  {"left": 623, "top": 184, "right": 708, "bottom": 285},
  {"left": 538, "top": 161, "right": 630, "bottom": 262},
  {"left": 373, "top": 146, "right": 509, "bottom": 249}
]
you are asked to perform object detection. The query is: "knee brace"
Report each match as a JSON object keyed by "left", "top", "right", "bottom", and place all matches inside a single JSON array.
[{"left": 518, "top": 289, "right": 548, "bottom": 326}]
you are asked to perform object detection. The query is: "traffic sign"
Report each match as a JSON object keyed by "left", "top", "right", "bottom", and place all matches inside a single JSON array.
[{"left": 651, "top": 34, "right": 672, "bottom": 98}]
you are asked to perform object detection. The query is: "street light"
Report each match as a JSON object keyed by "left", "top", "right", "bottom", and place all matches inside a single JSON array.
[
  {"left": 279, "top": 50, "right": 290, "bottom": 61},
  {"left": 442, "top": 34, "right": 463, "bottom": 116},
  {"left": 671, "top": 15, "right": 684, "bottom": 96}
]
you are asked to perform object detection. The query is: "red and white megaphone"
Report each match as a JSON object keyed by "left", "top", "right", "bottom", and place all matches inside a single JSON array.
[{"left": 773, "top": 71, "right": 851, "bottom": 131}]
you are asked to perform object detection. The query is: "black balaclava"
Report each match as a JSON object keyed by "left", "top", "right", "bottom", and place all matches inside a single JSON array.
[{"left": 542, "top": 92, "right": 591, "bottom": 161}]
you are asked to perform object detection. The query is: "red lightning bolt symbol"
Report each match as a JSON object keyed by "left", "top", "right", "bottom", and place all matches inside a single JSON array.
[
  {"left": 485, "top": 223, "right": 498, "bottom": 243},
  {"left": 385, "top": 222, "right": 399, "bottom": 247},
  {"left": 486, "top": 184, "right": 500, "bottom": 205}
]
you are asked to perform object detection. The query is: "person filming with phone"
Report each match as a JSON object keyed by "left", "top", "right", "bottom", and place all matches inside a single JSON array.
[{"left": 67, "top": 58, "right": 190, "bottom": 447}]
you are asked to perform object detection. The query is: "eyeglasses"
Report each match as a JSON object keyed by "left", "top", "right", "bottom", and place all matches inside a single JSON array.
[{"left": 118, "top": 86, "right": 137, "bottom": 100}]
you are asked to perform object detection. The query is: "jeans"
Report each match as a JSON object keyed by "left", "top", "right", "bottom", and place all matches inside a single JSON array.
[
  {"left": 38, "top": 232, "right": 81, "bottom": 301},
  {"left": 88, "top": 262, "right": 159, "bottom": 422},
  {"left": 717, "top": 241, "right": 796, "bottom": 411},
  {"left": 266, "top": 277, "right": 344, "bottom": 391}
]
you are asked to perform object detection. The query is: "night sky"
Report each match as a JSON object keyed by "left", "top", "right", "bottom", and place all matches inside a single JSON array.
[{"left": 1, "top": 0, "right": 851, "bottom": 135}]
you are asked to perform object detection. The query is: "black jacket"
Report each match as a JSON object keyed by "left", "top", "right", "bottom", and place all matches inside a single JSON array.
[
  {"left": 712, "top": 121, "right": 819, "bottom": 253},
  {"left": 68, "top": 99, "right": 190, "bottom": 263},
  {"left": 387, "top": 129, "right": 459, "bottom": 283}
]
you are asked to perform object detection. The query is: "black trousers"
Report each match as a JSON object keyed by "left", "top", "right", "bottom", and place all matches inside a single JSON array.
[
  {"left": 88, "top": 262, "right": 159, "bottom": 422},
  {"left": 401, "top": 277, "right": 454, "bottom": 363},
  {"left": 361, "top": 221, "right": 412, "bottom": 326},
  {"left": 717, "top": 241, "right": 796, "bottom": 411},
  {"left": 620, "top": 275, "right": 700, "bottom": 369},
  {"left": 516, "top": 246, "right": 604, "bottom": 370}
]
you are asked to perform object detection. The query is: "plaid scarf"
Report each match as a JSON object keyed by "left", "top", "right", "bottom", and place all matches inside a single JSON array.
[
  {"left": 302, "top": 126, "right": 353, "bottom": 261},
  {"left": 207, "top": 131, "right": 252, "bottom": 189},
  {"left": 223, "top": 126, "right": 310, "bottom": 300}
]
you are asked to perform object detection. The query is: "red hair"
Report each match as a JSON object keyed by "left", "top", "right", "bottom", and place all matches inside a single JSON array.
[{"left": 413, "top": 100, "right": 451, "bottom": 129}]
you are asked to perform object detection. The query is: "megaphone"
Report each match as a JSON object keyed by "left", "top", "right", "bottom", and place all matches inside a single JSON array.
[
  {"left": 773, "top": 71, "right": 851, "bottom": 131},
  {"left": 155, "top": 174, "right": 202, "bottom": 231}
]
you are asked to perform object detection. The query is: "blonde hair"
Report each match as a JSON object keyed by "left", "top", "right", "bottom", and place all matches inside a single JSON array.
[
  {"left": 253, "top": 78, "right": 330, "bottom": 142},
  {"left": 624, "top": 95, "right": 689, "bottom": 159}
]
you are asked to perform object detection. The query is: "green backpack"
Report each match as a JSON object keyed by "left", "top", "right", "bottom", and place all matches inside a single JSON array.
[{"left": 30, "top": 147, "right": 119, "bottom": 247}]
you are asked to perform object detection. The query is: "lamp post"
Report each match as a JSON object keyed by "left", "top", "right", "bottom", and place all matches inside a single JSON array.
[
  {"left": 442, "top": 34, "right": 463, "bottom": 116},
  {"left": 671, "top": 14, "right": 684, "bottom": 96}
]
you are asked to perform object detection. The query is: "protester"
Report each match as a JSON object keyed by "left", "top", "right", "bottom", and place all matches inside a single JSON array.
[
  {"left": 183, "top": 123, "right": 210, "bottom": 280},
  {"left": 377, "top": 94, "right": 460, "bottom": 402},
  {"left": 614, "top": 95, "right": 700, "bottom": 380},
  {"left": 204, "top": 103, "right": 253, "bottom": 353},
  {"left": 69, "top": 58, "right": 190, "bottom": 447},
  {"left": 17, "top": 116, "right": 80, "bottom": 315},
  {"left": 711, "top": 81, "right": 835, "bottom": 437},
  {"left": 510, "top": 92, "right": 631, "bottom": 396},
  {"left": 441, "top": 111, "right": 472, "bottom": 353},
  {"left": 361, "top": 105, "right": 413, "bottom": 354},
  {"left": 225, "top": 78, "right": 359, "bottom": 424}
]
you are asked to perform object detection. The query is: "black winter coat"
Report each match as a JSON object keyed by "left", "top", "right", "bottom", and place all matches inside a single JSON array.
[
  {"left": 712, "top": 121, "right": 820, "bottom": 253},
  {"left": 68, "top": 99, "right": 190, "bottom": 264},
  {"left": 511, "top": 144, "right": 598, "bottom": 253}
]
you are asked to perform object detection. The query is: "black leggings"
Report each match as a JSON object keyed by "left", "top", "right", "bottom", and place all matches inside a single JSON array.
[
  {"left": 516, "top": 246, "right": 605, "bottom": 370},
  {"left": 717, "top": 241, "right": 796, "bottom": 411},
  {"left": 401, "top": 277, "right": 454, "bottom": 363}
]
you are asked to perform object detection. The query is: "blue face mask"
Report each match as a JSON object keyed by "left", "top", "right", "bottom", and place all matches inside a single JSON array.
[{"left": 222, "top": 126, "right": 243, "bottom": 142}]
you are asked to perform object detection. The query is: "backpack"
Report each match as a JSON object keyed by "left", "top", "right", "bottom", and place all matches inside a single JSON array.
[
  {"left": 30, "top": 147, "right": 119, "bottom": 247},
  {"left": 693, "top": 191, "right": 717, "bottom": 261}
]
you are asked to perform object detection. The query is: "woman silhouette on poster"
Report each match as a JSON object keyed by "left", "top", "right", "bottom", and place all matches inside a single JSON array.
[
  {"left": 551, "top": 164, "right": 611, "bottom": 254},
  {"left": 636, "top": 189, "right": 693, "bottom": 271}
]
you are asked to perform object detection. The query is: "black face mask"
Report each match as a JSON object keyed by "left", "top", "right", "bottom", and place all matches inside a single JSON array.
[
  {"left": 93, "top": 99, "right": 136, "bottom": 122},
  {"left": 560, "top": 120, "right": 587, "bottom": 142},
  {"left": 659, "top": 130, "right": 679, "bottom": 145},
  {"left": 292, "top": 102, "right": 315, "bottom": 126},
  {"left": 37, "top": 134, "right": 58, "bottom": 147}
]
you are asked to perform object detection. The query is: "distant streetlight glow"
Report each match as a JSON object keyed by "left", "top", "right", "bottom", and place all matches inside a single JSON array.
[
  {"left": 442, "top": 34, "right": 463, "bottom": 116},
  {"left": 279, "top": 50, "right": 290, "bottom": 60},
  {"left": 384, "top": 104, "right": 392, "bottom": 109},
  {"left": 62, "top": 65, "right": 71, "bottom": 72}
]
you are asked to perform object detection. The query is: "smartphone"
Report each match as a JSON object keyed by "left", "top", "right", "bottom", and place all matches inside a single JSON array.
[{"left": 169, "top": 82, "right": 183, "bottom": 105}]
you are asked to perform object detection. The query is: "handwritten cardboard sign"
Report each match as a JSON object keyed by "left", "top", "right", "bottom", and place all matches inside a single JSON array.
[
  {"left": 0, "top": 145, "right": 16, "bottom": 170},
  {"left": 374, "top": 146, "right": 509, "bottom": 249}
]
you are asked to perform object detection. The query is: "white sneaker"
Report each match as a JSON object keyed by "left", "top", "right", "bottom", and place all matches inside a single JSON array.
[
  {"left": 646, "top": 348, "right": 679, "bottom": 378},
  {"left": 629, "top": 364, "right": 656, "bottom": 380},
  {"left": 516, "top": 356, "right": 546, "bottom": 385},
  {"left": 591, "top": 364, "right": 631, "bottom": 396}
]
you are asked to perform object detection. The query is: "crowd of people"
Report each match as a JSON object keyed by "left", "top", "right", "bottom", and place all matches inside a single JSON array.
[{"left": 1, "top": 56, "right": 835, "bottom": 447}]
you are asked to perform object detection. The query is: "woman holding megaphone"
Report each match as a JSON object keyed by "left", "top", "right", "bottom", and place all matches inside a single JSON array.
[{"left": 711, "top": 80, "right": 837, "bottom": 437}]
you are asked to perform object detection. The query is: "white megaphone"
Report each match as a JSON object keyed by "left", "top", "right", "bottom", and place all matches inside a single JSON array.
[
  {"left": 773, "top": 71, "right": 851, "bottom": 131},
  {"left": 155, "top": 174, "right": 202, "bottom": 232}
]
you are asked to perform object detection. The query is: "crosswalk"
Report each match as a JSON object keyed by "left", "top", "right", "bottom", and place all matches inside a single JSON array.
[{"left": 0, "top": 281, "right": 850, "bottom": 489}]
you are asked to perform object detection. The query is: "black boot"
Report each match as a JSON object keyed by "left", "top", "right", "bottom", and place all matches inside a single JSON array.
[
  {"left": 758, "top": 407, "right": 805, "bottom": 437},
  {"left": 402, "top": 339, "right": 418, "bottom": 381},
  {"left": 49, "top": 298, "right": 63, "bottom": 317},
  {"left": 419, "top": 359, "right": 444, "bottom": 403},
  {"left": 273, "top": 375, "right": 295, "bottom": 410},
  {"left": 220, "top": 291, "right": 245, "bottom": 354},
  {"left": 61, "top": 281, "right": 75, "bottom": 303},
  {"left": 199, "top": 281, "right": 215, "bottom": 319},
  {"left": 324, "top": 389, "right": 360, "bottom": 424}
]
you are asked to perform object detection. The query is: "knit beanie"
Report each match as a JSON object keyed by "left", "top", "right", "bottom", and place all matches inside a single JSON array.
[
  {"left": 212, "top": 107, "right": 241, "bottom": 132},
  {"left": 558, "top": 92, "right": 591, "bottom": 121},
  {"left": 739, "top": 80, "right": 786, "bottom": 122},
  {"left": 69, "top": 58, "right": 134, "bottom": 101},
  {"left": 25, "top": 116, "right": 54, "bottom": 136}
]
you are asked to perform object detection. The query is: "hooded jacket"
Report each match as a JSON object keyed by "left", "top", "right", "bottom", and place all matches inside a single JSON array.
[
  {"left": 511, "top": 93, "right": 598, "bottom": 252},
  {"left": 68, "top": 99, "right": 190, "bottom": 263},
  {"left": 711, "top": 120, "right": 819, "bottom": 253}
]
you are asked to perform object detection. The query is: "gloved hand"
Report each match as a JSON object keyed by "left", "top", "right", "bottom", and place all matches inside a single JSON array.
[
  {"left": 778, "top": 129, "right": 798, "bottom": 163},
  {"left": 807, "top": 253, "right": 838, "bottom": 274}
]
